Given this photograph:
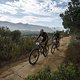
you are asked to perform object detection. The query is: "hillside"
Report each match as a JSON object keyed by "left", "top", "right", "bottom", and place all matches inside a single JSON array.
[{"left": 0, "top": 21, "right": 53, "bottom": 33}]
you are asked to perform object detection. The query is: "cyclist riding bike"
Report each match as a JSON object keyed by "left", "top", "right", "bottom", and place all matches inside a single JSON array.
[
  {"left": 29, "top": 29, "right": 48, "bottom": 65},
  {"left": 35, "top": 29, "right": 48, "bottom": 52},
  {"left": 52, "top": 30, "right": 60, "bottom": 48}
]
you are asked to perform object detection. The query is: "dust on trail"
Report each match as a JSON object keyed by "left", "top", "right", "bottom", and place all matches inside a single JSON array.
[{"left": 0, "top": 37, "right": 71, "bottom": 80}]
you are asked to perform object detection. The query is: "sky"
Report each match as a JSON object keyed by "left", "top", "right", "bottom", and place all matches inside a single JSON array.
[{"left": 0, "top": 0, "right": 70, "bottom": 29}]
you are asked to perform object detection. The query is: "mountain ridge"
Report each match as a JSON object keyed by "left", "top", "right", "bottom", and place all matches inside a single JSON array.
[{"left": 0, "top": 21, "right": 53, "bottom": 32}]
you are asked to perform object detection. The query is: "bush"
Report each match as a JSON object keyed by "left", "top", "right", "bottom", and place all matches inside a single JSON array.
[
  {"left": 26, "top": 66, "right": 53, "bottom": 80},
  {"left": 53, "top": 63, "right": 80, "bottom": 80},
  {"left": 26, "top": 63, "right": 80, "bottom": 80},
  {"left": 0, "top": 36, "right": 35, "bottom": 61},
  {"left": 64, "top": 39, "right": 80, "bottom": 65},
  {"left": 0, "top": 37, "right": 13, "bottom": 61},
  {"left": 0, "top": 27, "right": 35, "bottom": 65}
]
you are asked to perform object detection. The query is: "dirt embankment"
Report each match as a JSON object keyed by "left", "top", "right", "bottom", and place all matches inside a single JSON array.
[{"left": 0, "top": 37, "right": 71, "bottom": 80}]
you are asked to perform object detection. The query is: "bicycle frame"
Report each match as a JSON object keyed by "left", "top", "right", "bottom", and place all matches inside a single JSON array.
[{"left": 35, "top": 42, "right": 44, "bottom": 54}]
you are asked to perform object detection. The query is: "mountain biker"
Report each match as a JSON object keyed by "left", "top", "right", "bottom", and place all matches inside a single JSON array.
[
  {"left": 52, "top": 30, "right": 60, "bottom": 47},
  {"left": 35, "top": 29, "right": 48, "bottom": 51}
]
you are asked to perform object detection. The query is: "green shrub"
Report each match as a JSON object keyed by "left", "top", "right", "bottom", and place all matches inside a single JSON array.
[
  {"left": 0, "top": 36, "right": 35, "bottom": 62},
  {"left": 26, "top": 66, "right": 53, "bottom": 80},
  {"left": 26, "top": 63, "right": 80, "bottom": 80},
  {"left": 64, "top": 39, "right": 80, "bottom": 65},
  {"left": 0, "top": 37, "right": 13, "bottom": 60},
  {"left": 0, "top": 27, "right": 36, "bottom": 65},
  {"left": 53, "top": 63, "right": 80, "bottom": 80}
]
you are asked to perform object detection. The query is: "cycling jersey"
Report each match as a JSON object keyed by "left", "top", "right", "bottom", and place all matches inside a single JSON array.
[
  {"left": 36, "top": 32, "right": 48, "bottom": 46},
  {"left": 39, "top": 32, "right": 48, "bottom": 42},
  {"left": 53, "top": 32, "right": 60, "bottom": 40}
]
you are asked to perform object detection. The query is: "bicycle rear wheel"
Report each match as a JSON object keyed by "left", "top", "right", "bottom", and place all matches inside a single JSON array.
[
  {"left": 29, "top": 48, "right": 39, "bottom": 65},
  {"left": 51, "top": 44, "right": 56, "bottom": 54}
]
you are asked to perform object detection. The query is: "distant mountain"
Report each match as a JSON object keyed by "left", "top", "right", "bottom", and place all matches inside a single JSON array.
[
  {"left": 21, "top": 30, "right": 39, "bottom": 35},
  {"left": 51, "top": 27, "right": 64, "bottom": 31},
  {"left": 0, "top": 21, "right": 53, "bottom": 33}
]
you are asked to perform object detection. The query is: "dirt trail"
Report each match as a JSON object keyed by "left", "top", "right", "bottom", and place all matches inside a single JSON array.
[{"left": 0, "top": 37, "right": 71, "bottom": 80}]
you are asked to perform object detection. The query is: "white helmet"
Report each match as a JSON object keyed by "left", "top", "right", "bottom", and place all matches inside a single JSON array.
[{"left": 40, "top": 29, "right": 44, "bottom": 34}]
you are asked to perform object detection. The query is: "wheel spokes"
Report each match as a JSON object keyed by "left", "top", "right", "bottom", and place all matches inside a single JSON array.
[{"left": 30, "top": 51, "right": 38, "bottom": 63}]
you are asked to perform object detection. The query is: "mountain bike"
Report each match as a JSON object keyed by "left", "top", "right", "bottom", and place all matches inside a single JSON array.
[
  {"left": 29, "top": 42, "right": 49, "bottom": 65},
  {"left": 51, "top": 38, "right": 60, "bottom": 54}
]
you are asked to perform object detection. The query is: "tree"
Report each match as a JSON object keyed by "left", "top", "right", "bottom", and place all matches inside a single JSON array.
[
  {"left": 60, "top": 0, "right": 80, "bottom": 34},
  {"left": 0, "top": 26, "right": 11, "bottom": 36},
  {"left": 11, "top": 30, "right": 21, "bottom": 43}
]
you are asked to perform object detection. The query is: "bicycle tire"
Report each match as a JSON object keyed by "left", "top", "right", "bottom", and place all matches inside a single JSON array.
[{"left": 29, "top": 48, "right": 39, "bottom": 65}]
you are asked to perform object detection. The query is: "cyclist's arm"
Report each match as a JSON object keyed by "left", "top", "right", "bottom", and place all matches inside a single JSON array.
[{"left": 35, "top": 34, "right": 41, "bottom": 42}]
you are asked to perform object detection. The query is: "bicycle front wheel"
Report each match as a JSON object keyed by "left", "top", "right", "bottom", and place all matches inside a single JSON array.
[{"left": 29, "top": 49, "right": 39, "bottom": 65}]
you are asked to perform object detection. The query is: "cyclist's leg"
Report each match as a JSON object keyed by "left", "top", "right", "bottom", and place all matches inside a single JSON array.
[
  {"left": 41, "top": 39, "right": 46, "bottom": 52},
  {"left": 57, "top": 38, "right": 60, "bottom": 47},
  {"left": 56, "top": 38, "right": 60, "bottom": 50},
  {"left": 42, "top": 40, "right": 49, "bottom": 57},
  {"left": 45, "top": 40, "right": 48, "bottom": 48},
  {"left": 55, "top": 38, "right": 58, "bottom": 48},
  {"left": 44, "top": 40, "right": 48, "bottom": 52},
  {"left": 40, "top": 39, "right": 45, "bottom": 54}
]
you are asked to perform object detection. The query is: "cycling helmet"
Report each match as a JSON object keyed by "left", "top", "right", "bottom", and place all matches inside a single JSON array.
[{"left": 40, "top": 29, "right": 44, "bottom": 34}]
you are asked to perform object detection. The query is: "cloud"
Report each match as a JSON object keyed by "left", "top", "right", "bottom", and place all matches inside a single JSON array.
[
  {"left": 1, "top": 0, "right": 68, "bottom": 15},
  {"left": 0, "top": 4, "right": 17, "bottom": 14},
  {"left": 0, "top": 0, "right": 70, "bottom": 28}
]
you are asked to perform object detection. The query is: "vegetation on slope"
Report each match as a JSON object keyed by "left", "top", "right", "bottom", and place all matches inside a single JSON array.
[
  {"left": 0, "top": 27, "right": 35, "bottom": 67},
  {"left": 26, "top": 63, "right": 80, "bottom": 80}
]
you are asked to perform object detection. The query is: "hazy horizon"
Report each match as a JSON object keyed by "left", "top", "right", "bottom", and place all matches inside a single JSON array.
[{"left": 0, "top": 0, "right": 70, "bottom": 29}]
